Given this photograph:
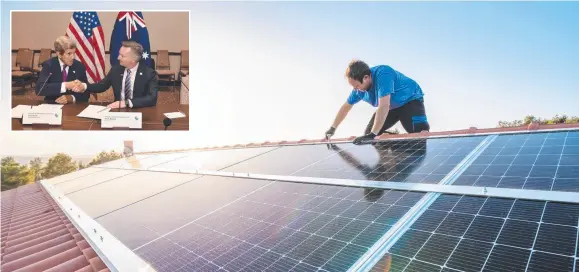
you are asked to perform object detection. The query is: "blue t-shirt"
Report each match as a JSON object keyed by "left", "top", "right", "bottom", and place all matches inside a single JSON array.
[{"left": 346, "top": 65, "right": 423, "bottom": 110}]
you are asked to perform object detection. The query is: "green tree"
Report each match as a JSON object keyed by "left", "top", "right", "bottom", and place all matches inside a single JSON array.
[
  {"left": 523, "top": 115, "right": 538, "bottom": 125},
  {"left": 42, "top": 153, "right": 77, "bottom": 179},
  {"left": 29, "top": 157, "right": 44, "bottom": 182},
  {"left": 1, "top": 157, "right": 33, "bottom": 191},
  {"left": 498, "top": 120, "right": 523, "bottom": 128},
  {"left": 78, "top": 161, "right": 87, "bottom": 170},
  {"left": 499, "top": 114, "right": 579, "bottom": 128},
  {"left": 88, "top": 150, "right": 123, "bottom": 166}
]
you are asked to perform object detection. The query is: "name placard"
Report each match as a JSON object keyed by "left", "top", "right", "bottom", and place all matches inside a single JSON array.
[
  {"left": 22, "top": 108, "right": 62, "bottom": 125},
  {"left": 101, "top": 112, "right": 142, "bottom": 129}
]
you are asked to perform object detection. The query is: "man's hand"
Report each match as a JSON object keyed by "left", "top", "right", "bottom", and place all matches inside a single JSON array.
[
  {"left": 353, "top": 132, "right": 377, "bottom": 145},
  {"left": 55, "top": 95, "right": 73, "bottom": 105},
  {"left": 66, "top": 80, "right": 85, "bottom": 93},
  {"left": 325, "top": 126, "right": 336, "bottom": 139},
  {"left": 107, "top": 100, "right": 126, "bottom": 109}
]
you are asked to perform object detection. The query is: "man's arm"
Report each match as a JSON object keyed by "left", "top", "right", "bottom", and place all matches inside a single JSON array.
[
  {"left": 370, "top": 94, "right": 391, "bottom": 134},
  {"left": 35, "top": 61, "right": 64, "bottom": 97},
  {"left": 129, "top": 70, "right": 158, "bottom": 108},
  {"left": 84, "top": 67, "right": 113, "bottom": 93},
  {"left": 331, "top": 102, "right": 353, "bottom": 128}
]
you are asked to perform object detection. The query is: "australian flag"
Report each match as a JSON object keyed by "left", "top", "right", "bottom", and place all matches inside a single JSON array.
[{"left": 109, "top": 12, "right": 152, "bottom": 68}]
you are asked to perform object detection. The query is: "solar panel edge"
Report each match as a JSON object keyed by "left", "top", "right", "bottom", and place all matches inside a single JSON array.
[{"left": 39, "top": 179, "right": 155, "bottom": 272}]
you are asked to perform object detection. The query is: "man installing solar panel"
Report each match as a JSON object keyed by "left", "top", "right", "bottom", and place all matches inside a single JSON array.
[{"left": 325, "top": 60, "right": 430, "bottom": 144}]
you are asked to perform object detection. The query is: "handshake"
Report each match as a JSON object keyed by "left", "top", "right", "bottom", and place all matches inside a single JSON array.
[{"left": 65, "top": 80, "right": 86, "bottom": 93}]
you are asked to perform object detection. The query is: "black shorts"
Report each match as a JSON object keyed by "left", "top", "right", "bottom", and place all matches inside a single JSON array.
[{"left": 365, "top": 99, "right": 430, "bottom": 135}]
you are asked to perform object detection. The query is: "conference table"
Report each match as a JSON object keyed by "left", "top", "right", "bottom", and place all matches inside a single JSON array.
[{"left": 11, "top": 98, "right": 189, "bottom": 131}]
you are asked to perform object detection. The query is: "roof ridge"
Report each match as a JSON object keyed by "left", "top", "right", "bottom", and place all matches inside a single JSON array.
[{"left": 135, "top": 122, "right": 579, "bottom": 155}]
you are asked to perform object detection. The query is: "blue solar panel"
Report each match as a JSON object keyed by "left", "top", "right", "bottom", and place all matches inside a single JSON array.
[
  {"left": 223, "top": 136, "right": 485, "bottom": 183},
  {"left": 147, "top": 146, "right": 279, "bottom": 171},
  {"left": 109, "top": 178, "right": 428, "bottom": 272},
  {"left": 455, "top": 131, "right": 579, "bottom": 192},
  {"left": 371, "top": 194, "right": 579, "bottom": 272}
]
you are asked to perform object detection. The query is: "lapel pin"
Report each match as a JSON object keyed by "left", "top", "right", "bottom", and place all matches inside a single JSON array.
[
  {"left": 73, "top": 70, "right": 76, "bottom": 73},
  {"left": 139, "top": 72, "right": 142, "bottom": 75}
]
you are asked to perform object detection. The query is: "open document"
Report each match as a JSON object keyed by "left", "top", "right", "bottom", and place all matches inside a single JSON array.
[
  {"left": 163, "top": 111, "right": 186, "bottom": 119},
  {"left": 11, "top": 105, "right": 32, "bottom": 118},
  {"left": 77, "top": 105, "right": 111, "bottom": 119},
  {"left": 34, "top": 104, "right": 64, "bottom": 110}
]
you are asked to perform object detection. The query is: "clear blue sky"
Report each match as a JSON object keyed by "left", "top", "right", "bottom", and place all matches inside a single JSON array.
[{"left": 2, "top": 1, "right": 579, "bottom": 156}]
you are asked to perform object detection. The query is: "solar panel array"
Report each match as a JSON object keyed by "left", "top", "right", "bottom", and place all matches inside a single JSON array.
[
  {"left": 42, "top": 130, "right": 579, "bottom": 272},
  {"left": 133, "top": 183, "right": 426, "bottom": 272},
  {"left": 456, "top": 131, "right": 579, "bottom": 192},
  {"left": 382, "top": 195, "right": 578, "bottom": 272}
]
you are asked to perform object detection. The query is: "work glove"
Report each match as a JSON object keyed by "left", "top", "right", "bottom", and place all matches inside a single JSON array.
[
  {"left": 353, "top": 132, "right": 377, "bottom": 145},
  {"left": 325, "top": 127, "right": 336, "bottom": 139}
]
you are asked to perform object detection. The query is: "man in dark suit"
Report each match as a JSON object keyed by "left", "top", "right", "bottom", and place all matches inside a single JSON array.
[
  {"left": 72, "top": 40, "right": 158, "bottom": 108},
  {"left": 35, "top": 36, "right": 89, "bottom": 104}
]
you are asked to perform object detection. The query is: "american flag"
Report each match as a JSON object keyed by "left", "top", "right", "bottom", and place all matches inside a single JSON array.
[{"left": 65, "top": 11, "right": 105, "bottom": 84}]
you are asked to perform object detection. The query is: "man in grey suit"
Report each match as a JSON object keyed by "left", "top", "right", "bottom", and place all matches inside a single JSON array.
[{"left": 72, "top": 41, "right": 158, "bottom": 108}]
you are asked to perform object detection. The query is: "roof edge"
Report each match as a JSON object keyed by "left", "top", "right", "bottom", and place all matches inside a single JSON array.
[
  {"left": 39, "top": 181, "right": 156, "bottom": 272},
  {"left": 135, "top": 122, "right": 579, "bottom": 155}
]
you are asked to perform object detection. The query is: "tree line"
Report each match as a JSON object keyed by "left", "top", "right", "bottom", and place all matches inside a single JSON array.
[
  {"left": 1, "top": 151, "right": 123, "bottom": 191},
  {"left": 498, "top": 114, "right": 579, "bottom": 128}
]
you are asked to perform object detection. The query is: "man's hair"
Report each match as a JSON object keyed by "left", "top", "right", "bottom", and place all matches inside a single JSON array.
[
  {"left": 121, "top": 40, "right": 143, "bottom": 62},
  {"left": 345, "top": 60, "right": 371, "bottom": 83},
  {"left": 54, "top": 36, "right": 76, "bottom": 54}
]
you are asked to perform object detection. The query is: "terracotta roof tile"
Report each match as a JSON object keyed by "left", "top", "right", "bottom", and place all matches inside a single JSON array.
[{"left": 0, "top": 183, "right": 109, "bottom": 272}]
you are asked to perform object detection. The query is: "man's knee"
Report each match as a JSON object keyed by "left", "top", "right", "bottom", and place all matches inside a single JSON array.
[{"left": 411, "top": 115, "right": 430, "bottom": 133}]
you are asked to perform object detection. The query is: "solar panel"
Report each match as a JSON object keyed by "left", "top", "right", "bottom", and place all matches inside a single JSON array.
[
  {"left": 43, "top": 167, "right": 107, "bottom": 185},
  {"left": 372, "top": 194, "right": 579, "bottom": 272},
  {"left": 53, "top": 168, "right": 136, "bottom": 194},
  {"left": 455, "top": 131, "right": 579, "bottom": 192},
  {"left": 222, "top": 136, "right": 485, "bottom": 182},
  {"left": 294, "top": 137, "right": 485, "bottom": 183},
  {"left": 96, "top": 154, "right": 154, "bottom": 168},
  {"left": 65, "top": 171, "right": 200, "bottom": 218},
  {"left": 221, "top": 144, "right": 355, "bottom": 175},
  {"left": 96, "top": 175, "right": 274, "bottom": 249},
  {"left": 101, "top": 176, "right": 428, "bottom": 272},
  {"left": 105, "top": 152, "right": 197, "bottom": 170},
  {"left": 147, "top": 146, "right": 279, "bottom": 172}
]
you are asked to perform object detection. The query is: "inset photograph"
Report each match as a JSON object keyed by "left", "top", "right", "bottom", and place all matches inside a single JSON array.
[{"left": 10, "top": 11, "right": 190, "bottom": 130}]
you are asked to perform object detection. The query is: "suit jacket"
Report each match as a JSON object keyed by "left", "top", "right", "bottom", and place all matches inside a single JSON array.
[
  {"left": 35, "top": 57, "right": 89, "bottom": 102},
  {"left": 86, "top": 63, "right": 158, "bottom": 108}
]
